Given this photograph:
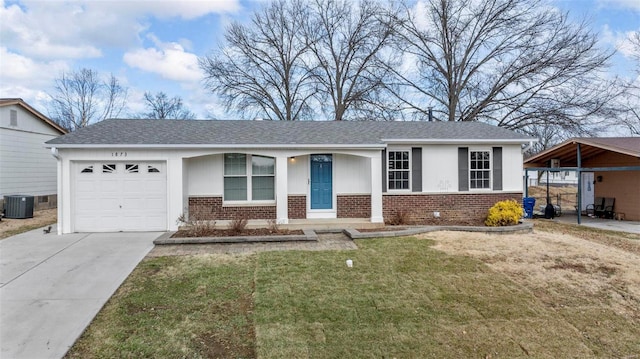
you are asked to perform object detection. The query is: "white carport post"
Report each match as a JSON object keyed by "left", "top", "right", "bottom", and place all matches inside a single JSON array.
[
  {"left": 276, "top": 156, "right": 289, "bottom": 224},
  {"left": 370, "top": 153, "right": 384, "bottom": 223},
  {"left": 167, "top": 156, "right": 184, "bottom": 231}
]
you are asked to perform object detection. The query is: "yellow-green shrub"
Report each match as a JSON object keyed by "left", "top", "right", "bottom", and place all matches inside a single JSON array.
[{"left": 484, "top": 199, "right": 523, "bottom": 227}]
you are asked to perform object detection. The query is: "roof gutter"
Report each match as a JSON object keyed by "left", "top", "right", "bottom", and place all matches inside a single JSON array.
[{"left": 44, "top": 143, "right": 388, "bottom": 150}]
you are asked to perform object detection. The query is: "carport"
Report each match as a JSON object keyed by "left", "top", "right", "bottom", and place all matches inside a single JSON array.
[{"left": 524, "top": 137, "right": 640, "bottom": 224}]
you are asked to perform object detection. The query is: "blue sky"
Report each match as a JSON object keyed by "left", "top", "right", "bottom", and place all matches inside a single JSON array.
[{"left": 1, "top": 0, "right": 638, "bottom": 120}]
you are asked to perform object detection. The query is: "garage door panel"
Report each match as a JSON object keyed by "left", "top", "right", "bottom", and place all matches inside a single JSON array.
[
  {"left": 144, "top": 179, "right": 165, "bottom": 192},
  {"left": 75, "top": 180, "right": 96, "bottom": 192},
  {"left": 122, "top": 179, "right": 146, "bottom": 193},
  {"left": 101, "top": 180, "right": 120, "bottom": 192},
  {"left": 74, "top": 162, "right": 167, "bottom": 232},
  {"left": 145, "top": 198, "right": 166, "bottom": 208}
]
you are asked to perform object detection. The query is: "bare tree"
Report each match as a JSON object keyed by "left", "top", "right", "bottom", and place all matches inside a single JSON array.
[
  {"left": 137, "top": 92, "right": 196, "bottom": 119},
  {"left": 620, "top": 32, "right": 640, "bottom": 135},
  {"left": 200, "top": 0, "right": 315, "bottom": 121},
  {"left": 305, "top": 0, "right": 398, "bottom": 121},
  {"left": 389, "top": 0, "right": 619, "bottom": 133},
  {"left": 49, "top": 68, "right": 127, "bottom": 130}
]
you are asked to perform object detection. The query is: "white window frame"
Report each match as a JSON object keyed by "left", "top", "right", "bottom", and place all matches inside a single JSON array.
[
  {"left": 387, "top": 148, "right": 411, "bottom": 192},
  {"left": 223, "top": 153, "right": 276, "bottom": 204},
  {"left": 469, "top": 148, "right": 491, "bottom": 190}
]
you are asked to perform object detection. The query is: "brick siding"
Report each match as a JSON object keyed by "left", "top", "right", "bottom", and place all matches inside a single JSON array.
[
  {"left": 288, "top": 195, "right": 306, "bottom": 219},
  {"left": 189, "top": 193, "right": 522, "bottom": 223},
  {"left": 188, "top": 197, "right": 276, "bottom": 220},
  {"left": 337, "top": 195, "right": 371, "bottom": 218},
  {"left": 383, "top": 192, "right": 522, "bottom": 223}
]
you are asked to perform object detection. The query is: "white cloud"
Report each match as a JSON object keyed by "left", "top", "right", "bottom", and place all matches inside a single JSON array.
[
  {"left": 597, "top": 0, "right": 640, "bottom": 11},
  {"left": 0, "top": 47, "right": 69, "bottom": 87},
  {"left": 123, "top": 35, "right": 203, "bottom": 83},
  {"left": 101, "top": 0, "right": 241, "bottom": 20},
  {"left": 1, "top": 0, "right": 241, "bottom": 61},
  {"left": 0, "top": 47, "right": 72, "bottom": 114}
]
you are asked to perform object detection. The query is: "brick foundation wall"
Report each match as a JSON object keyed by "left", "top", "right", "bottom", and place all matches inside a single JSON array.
[
  {"left": 288, "top": 195, "right": 306, "bottom": 219},
  {"left": 337, "top": 195, "right": 371, "bottom": 218},
  {"left": 189, "top": 197, "right": 276, "bottom": 220},
  {"left": 383, "top": 192, "right": 522, "bottom": 224}
]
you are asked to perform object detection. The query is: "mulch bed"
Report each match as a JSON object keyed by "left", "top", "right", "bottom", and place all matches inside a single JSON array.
[{"left": 172, "top": 228, "right": 304, "bottom": 238}]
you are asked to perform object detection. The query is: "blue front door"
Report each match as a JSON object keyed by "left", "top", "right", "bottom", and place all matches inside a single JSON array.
[{"left": 310, "top": 154, "right": 333, "bottom": 210}]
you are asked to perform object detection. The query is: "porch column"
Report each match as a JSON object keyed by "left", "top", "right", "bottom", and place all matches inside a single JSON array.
[
  {"left": 167, "top": 156, "right": 184, "bottom": 232},
  {"left": 370, "top": 154, "right": 384, "bottom": 223},
  {"left": 276, "top": 156, "right": 289, "bottom": 224}
]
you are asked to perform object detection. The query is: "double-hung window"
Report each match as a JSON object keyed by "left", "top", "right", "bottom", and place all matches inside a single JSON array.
[
  {"left": 224, "top": 154, "right": 275, "bottom": 201},
  {"left": 388, "top": 150, "right": 410, "bottom": 190},
  {"left": 469, "top": 150, "right": 491, "bottom": 189},
  {"left": 251, "top": 155, "right": 275, "bottom": 200}
]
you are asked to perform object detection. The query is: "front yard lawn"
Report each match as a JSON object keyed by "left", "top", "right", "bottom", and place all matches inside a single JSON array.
[{"left": 66, "top": 230, "right": 640, "bottom": 358}]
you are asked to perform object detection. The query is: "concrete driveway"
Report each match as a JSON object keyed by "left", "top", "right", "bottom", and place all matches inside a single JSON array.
[{"left": 0, "top": 226, "right": 159, "bottom": 359}]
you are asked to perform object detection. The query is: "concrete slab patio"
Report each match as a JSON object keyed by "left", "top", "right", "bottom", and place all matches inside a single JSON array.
[
  {"left": 0, "top": 226, "right": 159, "bottom": 359},
  {"left": 553, "top": 213, "right": 640, "bottom": 234}
]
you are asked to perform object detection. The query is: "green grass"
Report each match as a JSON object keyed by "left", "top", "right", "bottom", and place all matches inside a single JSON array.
[
  {"left": 66, "top": 236, "right": 640, "bottom": 358},
  {"left": 65, "top": 255, "right": 256, "bottom": 358}
]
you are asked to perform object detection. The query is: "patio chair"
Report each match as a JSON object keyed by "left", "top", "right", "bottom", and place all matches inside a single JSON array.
[
  {"left": 586, "top": 197, "right": 603, "bottom": 217},
  {"left": 595, "top": 197, "right": 616, "bottom": 218},
  {"left": 601, "top": 197, "right": 615, "bottom": 219}
]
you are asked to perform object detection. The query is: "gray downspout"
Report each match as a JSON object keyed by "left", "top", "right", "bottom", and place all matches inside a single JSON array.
[{"left": 577, "top": 143, "right": 582, "bottom": 225}]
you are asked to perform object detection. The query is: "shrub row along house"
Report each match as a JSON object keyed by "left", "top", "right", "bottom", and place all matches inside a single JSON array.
[{"left": 45, "top": 119, "right": 534, "bottom": 234}]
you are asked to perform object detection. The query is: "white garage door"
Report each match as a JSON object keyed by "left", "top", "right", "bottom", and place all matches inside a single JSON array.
[{"left": 73, "top": 162, "right": 167, "bottom": 232}]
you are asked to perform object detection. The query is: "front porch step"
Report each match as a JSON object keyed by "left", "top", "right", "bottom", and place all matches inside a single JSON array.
[{"left": 284, "top": 218, "right": 384, "bottom": 230}]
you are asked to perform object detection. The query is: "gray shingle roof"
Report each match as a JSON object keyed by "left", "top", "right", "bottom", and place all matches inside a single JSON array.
[{"left": 46, "top": 119, "right": 533, "bottom": 146}]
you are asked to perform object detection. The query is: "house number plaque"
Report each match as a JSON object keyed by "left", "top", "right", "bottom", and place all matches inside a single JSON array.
[{"left": 111, "top": 152, "right": 128, "bottom": 157}]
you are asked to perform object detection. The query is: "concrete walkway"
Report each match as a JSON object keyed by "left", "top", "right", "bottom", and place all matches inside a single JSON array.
[
  {"left": 553, "top": 213, "right": 640, "bottom": 234},
  {"left": 0, "top": 226, "right": 159, "bottom": 359}
]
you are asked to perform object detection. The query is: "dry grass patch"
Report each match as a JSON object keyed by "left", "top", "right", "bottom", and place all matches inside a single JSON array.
[
  {"left": 425, "top": 227, "right": 640, "bottom": 357},
  {"left": 0, "top": 208, "right": 57, "bottom": 239},
  {"left": 534, "top": 219, "right": 640, "bottom": 255}
]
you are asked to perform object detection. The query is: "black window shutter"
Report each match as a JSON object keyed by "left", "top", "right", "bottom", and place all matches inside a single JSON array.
[
  {"left": 492, "top": 147, "right": 503, "bottom": 191},
  {"left": 382, "top": 149, "right": 387, "bottom": 192},
  {"left": 412, "top": 147, "right": 422, "bottom": 192},
  {"left": 458, "top": 147, "right": 469, "bottom": 191}
]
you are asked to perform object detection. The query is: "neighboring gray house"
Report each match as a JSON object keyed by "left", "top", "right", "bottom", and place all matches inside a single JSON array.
[
  {"left": 46, "top": 119, "right": 534, "bottom": 234},
  {"left": 0, "top": 98, "right": 67, "bottom": 211}
]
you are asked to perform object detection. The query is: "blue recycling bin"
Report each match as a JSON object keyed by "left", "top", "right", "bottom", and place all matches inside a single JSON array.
[{"left": 523, "top": 197, "right": 536, "bottom": 219}]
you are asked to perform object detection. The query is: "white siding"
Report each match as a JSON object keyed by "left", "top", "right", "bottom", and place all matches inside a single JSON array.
[
  {"left": 502, "top": 145, "right": 523, "bottom": 191},
  {"left": 287, "top": 155, "right": 308, "bottom": 195},
  {"left": 422, "top": 145, "right": 458, "bottom": 192},
  {"left": 420, "top": 144, "right": 523, "bottom": 193},
  {"left": 0, "top": 104, "right": 62, "bottom": 197},
  {"left": 0, "top": 106, "right": 60, "bottom": 135},
  {"left": 186, "top": 155, "right": 223, "bottom": 196},
  {"left": 335, "top": 154, "right": 371, "bottom": 194},
  {"left": 0, "top": 129, "right": 58, "bottom": 196}
]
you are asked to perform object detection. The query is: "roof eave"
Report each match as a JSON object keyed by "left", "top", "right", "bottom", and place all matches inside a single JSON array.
[{"left": 383, "top": 138, "right": 535, "bottom": 145}]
